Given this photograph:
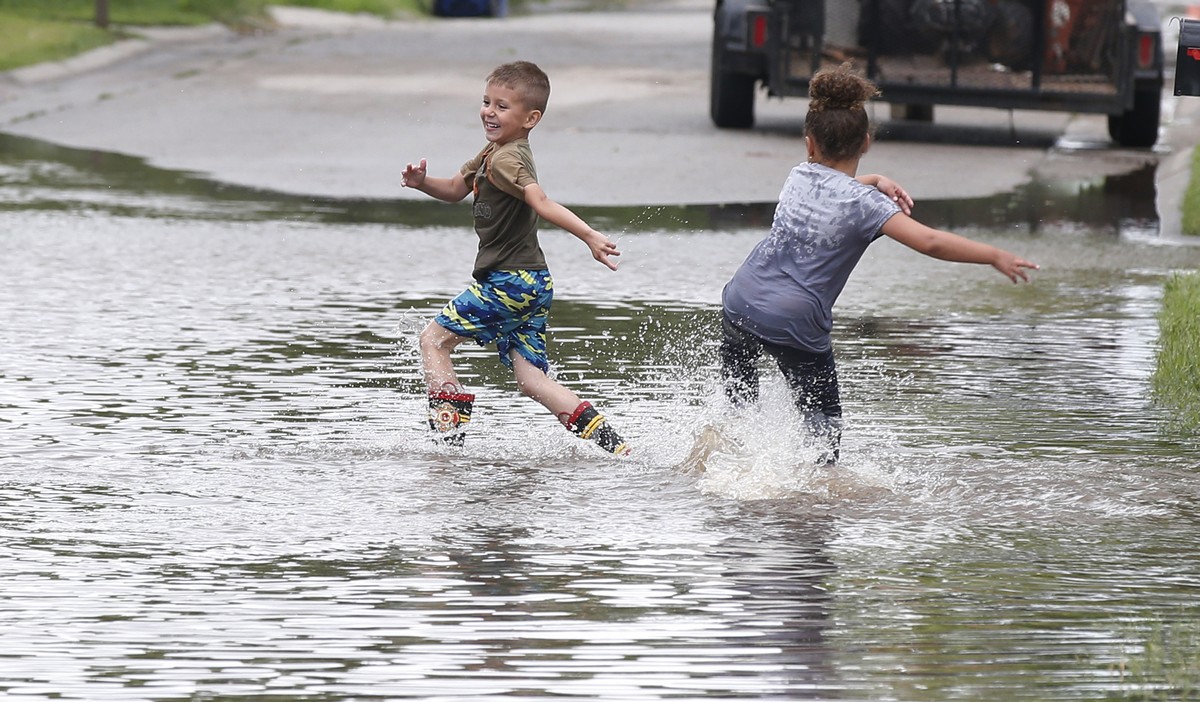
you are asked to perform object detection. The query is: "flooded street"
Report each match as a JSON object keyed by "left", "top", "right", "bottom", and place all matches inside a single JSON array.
[{"left": 3, "top": 133, "right": 1200, "bottom": 700}]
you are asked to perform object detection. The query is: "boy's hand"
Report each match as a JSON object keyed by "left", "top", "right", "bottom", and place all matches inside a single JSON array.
[
  {"left": 402, "top": 159, "right": 428, "bottom": 189},
  {"left": 585, "top": 230, "right": 621, "bottom": 271}
]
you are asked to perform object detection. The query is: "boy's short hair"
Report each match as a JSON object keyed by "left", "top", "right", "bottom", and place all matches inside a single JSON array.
[{"left": 487, "top": 61, "right": 551, "bottom": 114}]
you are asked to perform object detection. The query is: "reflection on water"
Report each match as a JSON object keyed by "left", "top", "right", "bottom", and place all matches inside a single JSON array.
[
  {"left": 0, "top": 132, "right": 1164, "bottom": 237},
  {"left": 3, "top": 134, "right": 1200, "bottom": 700}
]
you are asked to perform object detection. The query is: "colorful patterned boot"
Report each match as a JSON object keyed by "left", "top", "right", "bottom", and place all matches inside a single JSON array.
[
  {"left": 566, "top": 402, "right": 631, "bottom": 456},
  {"left": 428, "top": 389, "right": 474, "bottom": 446}
]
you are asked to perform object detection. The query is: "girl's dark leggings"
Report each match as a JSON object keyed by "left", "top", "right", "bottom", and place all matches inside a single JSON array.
[{"left": 719, "top": 312, "right": 842, "bottom": 464}]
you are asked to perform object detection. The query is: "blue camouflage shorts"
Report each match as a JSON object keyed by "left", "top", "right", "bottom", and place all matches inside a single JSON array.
[{"left": 435, "top": 269, "right": 553, "bottom": 372}]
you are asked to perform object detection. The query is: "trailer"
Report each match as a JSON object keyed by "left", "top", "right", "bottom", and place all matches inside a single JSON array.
[{"left": 710, "top": 0, "right": 1164, "bottom": 147}]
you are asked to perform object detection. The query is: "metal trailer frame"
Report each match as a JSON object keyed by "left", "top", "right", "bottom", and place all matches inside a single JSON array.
[{"left": 711, "top": 0, "right": 1164, "bottom": 145}]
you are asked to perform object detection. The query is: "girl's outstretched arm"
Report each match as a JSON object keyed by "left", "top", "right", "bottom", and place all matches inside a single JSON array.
[
  {"left": 858, "top": 173, "right": 913, "bottom": 215},
  {"left": 881, "top": 212, "right": 1039, "bottom": 283}
]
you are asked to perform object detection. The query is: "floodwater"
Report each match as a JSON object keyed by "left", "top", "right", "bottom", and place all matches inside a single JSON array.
[{"left": 2, "top": 132, "right": 1200, "bottom": 701}]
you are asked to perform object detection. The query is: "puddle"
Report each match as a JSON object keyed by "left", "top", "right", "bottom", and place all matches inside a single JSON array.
[
  {"left": 0, "top": 131, "right": 1168, "bottom": 239},
  {"left": 5, "top": 126, "right": 1200, "bottom": 702}
]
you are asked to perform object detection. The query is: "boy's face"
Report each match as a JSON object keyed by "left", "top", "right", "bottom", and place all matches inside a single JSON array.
[{"left": 480, "top": 82, "right": 541, "bottom": 144}]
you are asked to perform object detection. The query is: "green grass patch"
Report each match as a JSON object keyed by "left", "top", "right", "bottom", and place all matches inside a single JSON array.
[
  {"left": 0, "top": 0, "right": 256, "bottom": 26},
  {"left": 0, "top": 13, "right": 114, "bottom": 71},
  {"left": 1115, "top": 615, "right": 1200, "bottom": 700},
  {"left": 0, "top": 0, "right": 425, "bottom": 25},
  {"left": 1181, "top": 145, "right": 1200, "bottom": 237},
  {"left": 0, "top": 0, "right": 431, "bottom": 74},
  {"left": 1152, "top": 271, "right": 1200, "bottom": 431}
]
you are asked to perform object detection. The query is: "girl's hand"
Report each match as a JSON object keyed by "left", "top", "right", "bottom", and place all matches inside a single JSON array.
[
  {"left": 402, "top": 158, "right": 428, "bottom": 189},
  {"left": 993, "top": 251, "right": 1039, "bottom": 283},
  {"left": 871, "top": 175, "right": 914, "bottom": 215}
]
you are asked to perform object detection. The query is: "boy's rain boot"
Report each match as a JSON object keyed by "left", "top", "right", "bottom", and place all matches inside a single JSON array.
[
  {"left": 565, "top": 401, "right": 631, "bottom": 456},
  {"left": 428, "top": 388, "right": 474, "bottom": 446}
]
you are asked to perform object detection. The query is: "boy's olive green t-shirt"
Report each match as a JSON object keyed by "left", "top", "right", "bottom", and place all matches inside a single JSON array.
[{"left": 459, "top": 138, "right": 548, "bottom": 281}]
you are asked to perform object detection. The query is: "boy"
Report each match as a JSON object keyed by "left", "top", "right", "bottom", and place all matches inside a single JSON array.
[{"left": 402, "top": 61, "right": 630, "bottom": 456}]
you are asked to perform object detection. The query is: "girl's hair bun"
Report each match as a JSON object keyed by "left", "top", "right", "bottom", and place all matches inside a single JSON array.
[{"left": 808, "top": 63, "right": 879, "bottom": 112}]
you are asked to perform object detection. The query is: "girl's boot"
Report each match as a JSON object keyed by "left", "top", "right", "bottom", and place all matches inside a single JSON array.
[{"left": 803, "top": 410, "right": 842, "bottom": 465}]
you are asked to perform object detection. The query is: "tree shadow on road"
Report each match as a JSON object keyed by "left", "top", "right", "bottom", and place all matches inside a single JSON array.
[{"left": 874, "top": 119, "right": 1059, "bottom": 148}]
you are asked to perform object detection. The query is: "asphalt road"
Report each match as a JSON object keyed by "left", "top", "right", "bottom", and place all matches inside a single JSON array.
[{"left": 0, "top": 0, "right": 1197, "bottom": 232}]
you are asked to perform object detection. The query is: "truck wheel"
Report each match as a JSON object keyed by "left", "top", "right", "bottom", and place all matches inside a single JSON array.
[
  {"left": 1108, "top": 84, "right": 1161, "bottom": 148},
  {"left": 710, "top": 34, "right": 756, "bottom": 129}
]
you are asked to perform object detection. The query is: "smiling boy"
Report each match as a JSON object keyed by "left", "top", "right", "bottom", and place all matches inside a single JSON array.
[{"left": 401, "top": 61, "right": 630, "bottom": 455}]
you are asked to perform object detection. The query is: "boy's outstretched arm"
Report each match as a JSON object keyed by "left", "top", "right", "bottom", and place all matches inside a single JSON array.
[
  {"left": 523, "top": 183, "right": 621, "bottom": 271},
  {"left": 881, "top": 212, "right": 1039, "bottom": 283},
  {"left": 402, "top": 158, "right": 470, "bottom": 202}
]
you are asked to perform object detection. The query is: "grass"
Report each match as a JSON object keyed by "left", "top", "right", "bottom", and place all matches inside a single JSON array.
[
  {"left": 1183, "top": 145, "right": 1200, "bottom": 237},
  {"left": 0, "top": 0, "right": 255, "bottom": 25},
  {"left": 0, "top": 0, "right": 428, "bottom": 72},
  {"left": 0, "top": 14, "right": 113, "bottom": 72},
  {"left": 1115, "top": 616, "right": 1200, "bottom": 701},
  {"left": 1156, "top": 142, "right": 1200, "bottom": 431},
  {"left": 1152, "top": 271, "right": 1200, "bottom": 431}
]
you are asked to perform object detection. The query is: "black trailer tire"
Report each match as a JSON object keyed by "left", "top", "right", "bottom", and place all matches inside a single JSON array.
[
  {"left": 710, "top": 33, "right": 756, "bottom": 129},
  {"left": 1108, "top": 84, "right": 1161, "bottom": 148}
]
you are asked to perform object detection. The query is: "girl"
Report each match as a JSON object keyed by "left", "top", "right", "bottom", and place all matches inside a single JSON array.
[{"left": 720, "top": 64, "right": 1038, "bottom": 464}]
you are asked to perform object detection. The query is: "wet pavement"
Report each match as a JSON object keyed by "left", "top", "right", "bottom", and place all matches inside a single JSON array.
[
  {"left": 5, "top": 121, "right": 1200, "bottom": 700},
  {"left": 5, "top": 5, "right": 1200, "bottom": 700},
  {"left": 0, "top": 0, "right": 1198, "bottom": 224}
]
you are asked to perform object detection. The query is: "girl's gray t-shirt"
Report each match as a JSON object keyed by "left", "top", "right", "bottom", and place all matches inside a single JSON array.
[{"left": 722, "top": 162, "right": 901, "bottom": 353}]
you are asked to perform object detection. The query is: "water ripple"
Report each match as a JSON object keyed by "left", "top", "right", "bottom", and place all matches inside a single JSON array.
[{"left": 3, "top": 201, "right": 1200, "bottom": 699}]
